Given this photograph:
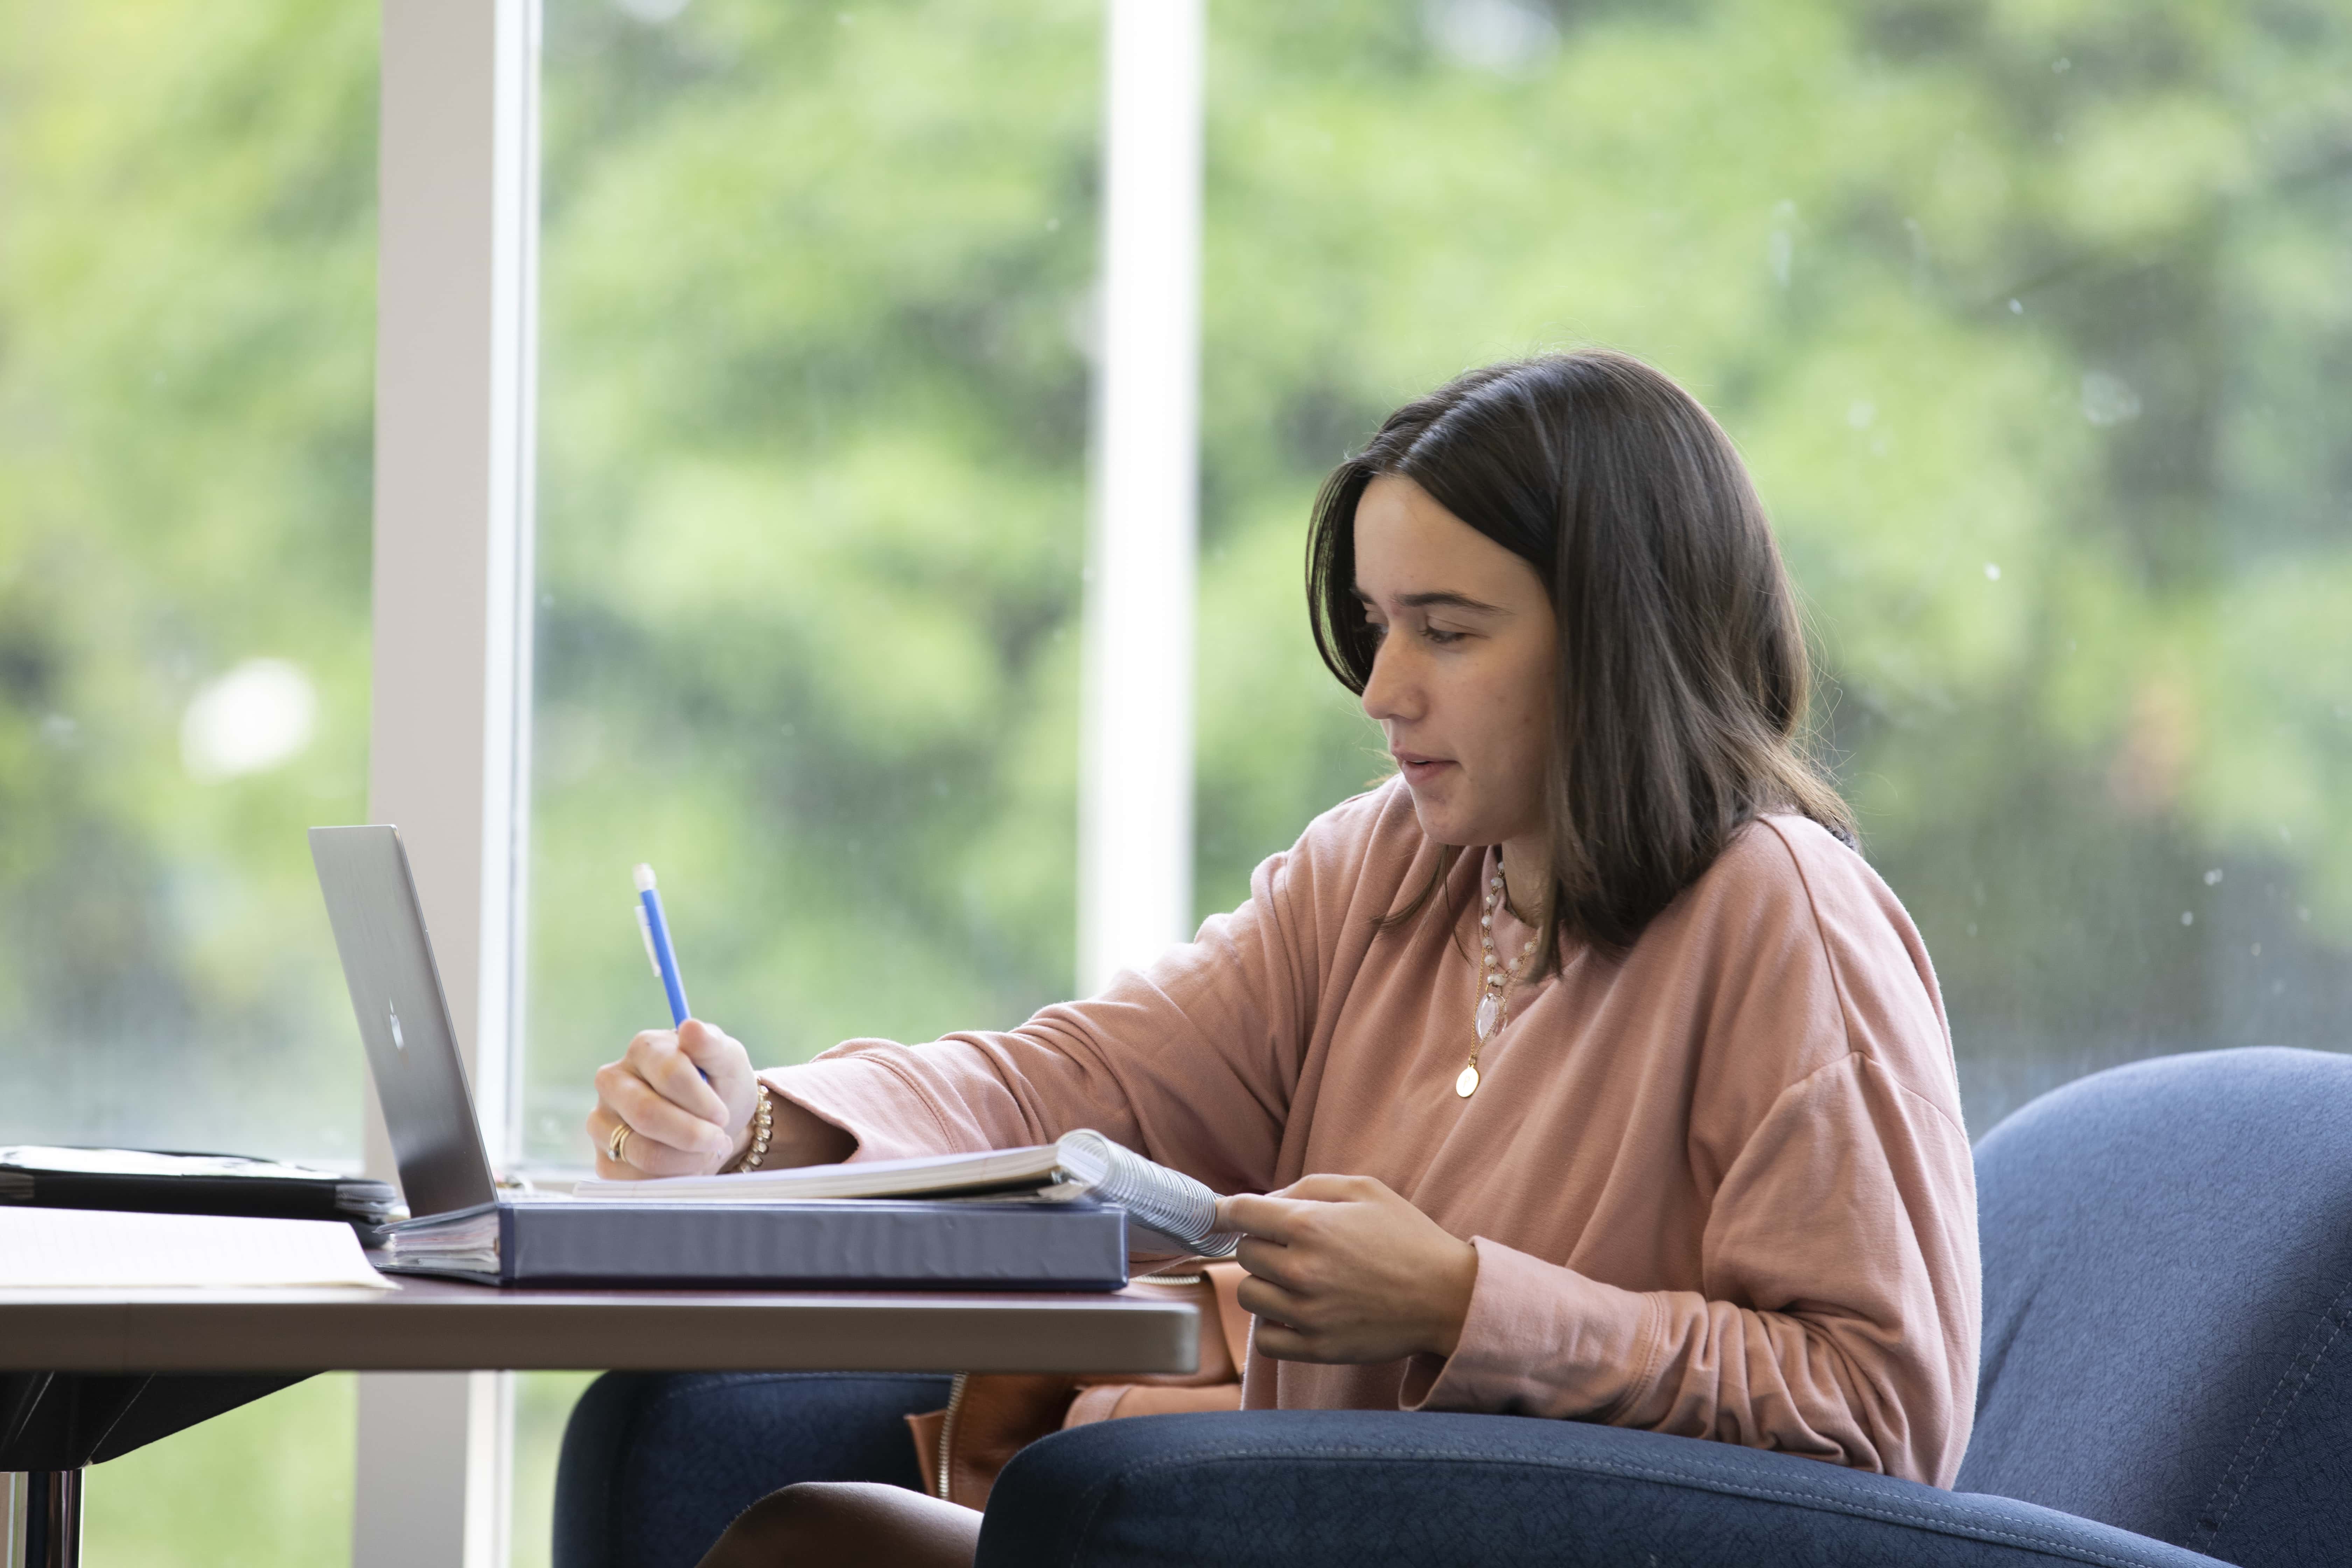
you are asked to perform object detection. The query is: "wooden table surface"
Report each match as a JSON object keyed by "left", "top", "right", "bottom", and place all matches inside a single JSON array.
[{"left": 0, "top": 1276, "right": 1201, "bottom": 1376}]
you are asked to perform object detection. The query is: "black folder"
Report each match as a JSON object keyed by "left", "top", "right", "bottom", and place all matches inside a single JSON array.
[{"left": 0, "top": 1145, "right": 399, "bottom": 1238}]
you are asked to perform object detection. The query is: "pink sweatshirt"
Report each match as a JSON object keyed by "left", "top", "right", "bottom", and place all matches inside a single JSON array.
[{"left": 761, "top": 780, "right": 1981, "bottom": 1486}]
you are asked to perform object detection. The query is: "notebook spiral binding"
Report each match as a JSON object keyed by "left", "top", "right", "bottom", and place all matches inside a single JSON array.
[{"left": 1057, "top": 1129, "right": 1242, "bottom": 1258}]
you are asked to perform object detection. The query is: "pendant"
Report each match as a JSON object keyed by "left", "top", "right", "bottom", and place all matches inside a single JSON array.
[
  {"left": 1455, "top": 1063, "right": 1480, "bottom": 1098},
  {"left": 1474, "top": 995, "right": 1501, "bottom": 1039}
]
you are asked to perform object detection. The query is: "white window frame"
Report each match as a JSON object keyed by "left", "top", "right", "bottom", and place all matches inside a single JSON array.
[
  {"left": 1081, "top": 0, "right": 1205, "bottom": 992},
  {"left": 359, "top": 0, "right": 1199, "bottom": 1560},
  {"left": 359, "top": 0, "right": 538, "bottom": 1562}
]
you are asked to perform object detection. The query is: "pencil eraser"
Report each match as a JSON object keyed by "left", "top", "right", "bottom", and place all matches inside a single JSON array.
[{"left": 633, "top": 863, "right": 657, "bottom": 893}]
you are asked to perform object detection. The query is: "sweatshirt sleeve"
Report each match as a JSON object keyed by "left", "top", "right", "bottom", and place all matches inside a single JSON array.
[
  {"left": 1401, "top": 825, "right": 1981, "bottom": 1489},
  {"left": 755, "top": 793, "right": 1386, "bottom": 1198}
]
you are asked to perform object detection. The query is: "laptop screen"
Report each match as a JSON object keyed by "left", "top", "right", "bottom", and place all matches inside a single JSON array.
[{"left": 309, "top": 825, "right": 500, "bottom": 1220}]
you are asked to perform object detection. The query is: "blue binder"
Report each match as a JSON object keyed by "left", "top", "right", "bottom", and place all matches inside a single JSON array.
[{"left": 383, "top": 1196, "right": 1131, "bottom": 1289}]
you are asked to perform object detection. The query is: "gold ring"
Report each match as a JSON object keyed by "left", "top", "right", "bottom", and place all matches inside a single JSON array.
[{"left": 607, "top": 1122, "right": 632, "bottom": 1164}]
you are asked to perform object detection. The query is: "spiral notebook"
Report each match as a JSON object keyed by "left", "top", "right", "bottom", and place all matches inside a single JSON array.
[{"left": 572, "top": 1129, "right": 1242, "bottom": 1258}]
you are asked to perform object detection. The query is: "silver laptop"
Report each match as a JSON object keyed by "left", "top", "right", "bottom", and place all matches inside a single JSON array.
[{"left": 308, "top": 825, "right": 500, "bottom": 1221}]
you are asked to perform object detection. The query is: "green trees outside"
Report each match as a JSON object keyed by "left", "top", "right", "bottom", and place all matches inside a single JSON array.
[
  {"left": 1192, "top": 0, "right": 2352, "bottom": 1125},
  {"left": 527, "top": 0, "right": 2352, "bottom": 1149},
  {"left": 9, "top": 0, "right": 2338, "bottom": 1174},
  {"left": 2, "top": 7, "right": 374, "bottom": 1563},
  {"left": 0, "top": 2, "right": 376, "bottom": 1159},
  {"left": 524, "top": 0, "right": 1105, "bottom": 1152},
  {"left": 3, "top": 0, "right": 2347, "bottom": 1561}
]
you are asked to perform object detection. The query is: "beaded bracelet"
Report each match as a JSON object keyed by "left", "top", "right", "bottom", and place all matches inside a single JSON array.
[{"left": 730, "top": 1084, "right": 775, "bottom": 1174}]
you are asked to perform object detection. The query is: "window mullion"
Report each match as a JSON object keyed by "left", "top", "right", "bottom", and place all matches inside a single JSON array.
[
  {"left": 1080, "top": 0, "right": 1207, "bottom": 994},
  {"left": 357, "top": 0, "right": 539, "bottom": 1563}
]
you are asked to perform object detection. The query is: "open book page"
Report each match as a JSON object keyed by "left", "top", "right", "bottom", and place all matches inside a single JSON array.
[
  {"left": 0, "top": 1206, "right": 396, "bottom": 1290},
  {"left": 575, "top": 1129, "right": 1242, "bottom": 1257},
  {"left": 575, "top": 1143, "right": 1070, "bottom": 1203}
]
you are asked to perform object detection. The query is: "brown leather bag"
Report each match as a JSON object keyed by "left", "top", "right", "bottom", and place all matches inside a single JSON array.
[{"left": 906, "top": 1262, "right": 1252, "bottom": 1508}]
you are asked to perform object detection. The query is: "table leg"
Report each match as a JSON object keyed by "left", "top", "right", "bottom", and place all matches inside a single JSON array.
[{"left": 4, "top": 1469, "right": 81, "bottom": 1568}]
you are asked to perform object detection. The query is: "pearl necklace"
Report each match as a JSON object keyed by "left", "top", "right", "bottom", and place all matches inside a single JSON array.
[{"left": 1460, "top": 863, "right": 1540, "bottom": 1099}]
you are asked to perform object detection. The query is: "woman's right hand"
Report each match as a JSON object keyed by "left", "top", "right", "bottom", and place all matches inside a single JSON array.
[{"left": 586, "top": 1019, "right": 853, "bottom": 1179}]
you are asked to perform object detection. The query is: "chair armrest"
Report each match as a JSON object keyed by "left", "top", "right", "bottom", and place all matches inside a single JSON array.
[{"left": 975, "top": 1412, "right": 2227, "bottom": 1568}]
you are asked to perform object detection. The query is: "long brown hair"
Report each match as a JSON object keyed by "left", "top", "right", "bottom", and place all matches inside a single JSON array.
[{"left": 1307, "top": 350, "right": 1853, "bottom": 966}]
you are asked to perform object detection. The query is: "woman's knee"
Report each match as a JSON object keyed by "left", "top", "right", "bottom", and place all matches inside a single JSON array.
[{"left": 696, "top": 1480, "right": 981, "bottom": 1568}]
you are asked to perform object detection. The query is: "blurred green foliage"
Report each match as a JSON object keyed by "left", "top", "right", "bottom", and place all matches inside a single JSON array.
[
  {"left": 72, "top": 1370, "right": 580, "bottom": 1568},
  {"left": 528, "top": 0, "right": 2352, "bottom": 1152},
  {"left": 1191, "top": 0, "right": 2352, "bottom": 1121},
  {"left": 0, "top": 0, "right": 376, "bottom": 1160},
  {"left": 524, "top": 0, "right": 1105, "bottom": 1150},
  {"left": 81, "top": 1375, "right": 356, "bottom": 1567},
  {"left": 513, "top": 1371, "right": 601, "bottom": 1568}
]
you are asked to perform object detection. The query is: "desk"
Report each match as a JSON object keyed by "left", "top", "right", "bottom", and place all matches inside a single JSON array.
[{"left": 1, "top": 1279, "right": 1198, "bottom": 1568}]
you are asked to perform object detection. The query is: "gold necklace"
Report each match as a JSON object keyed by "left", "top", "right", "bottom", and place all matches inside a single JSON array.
[{"left": 1459, "top": 863, "right": 1540, "bottom": 1098}]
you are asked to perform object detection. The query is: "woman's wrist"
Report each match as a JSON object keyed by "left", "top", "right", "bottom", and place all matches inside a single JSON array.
[
  {"left": 751, "top": 1086, "right": 859, "bottom": 1169},
  {"left": 723, "top": 1084, "right": 775, "bottom": 1172},
  {"left": 724, "top": 1082, "right": 764, "bottom": 1168},
  {"left": 1427, "top": 1237, "right": 1479, "bottom": 1359}
]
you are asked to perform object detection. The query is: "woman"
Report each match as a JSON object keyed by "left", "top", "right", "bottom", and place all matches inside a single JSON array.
[{"left": 588, "top": 351, "right": 1981, "bottom": 1567}]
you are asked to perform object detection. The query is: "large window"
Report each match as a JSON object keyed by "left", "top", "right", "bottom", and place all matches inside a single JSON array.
[
  {"left": 0, "top": 2, "right": 376, "bottom": 1564},
  {"left": 521, "top": 0, "right": 1103, "bottom": 1161},
  {"left": 507, "top": 0, "right": 2352, "bottom": 1160},
  {"left": 8, "top": 1, "right": 2348, "bottom": 1563},
  {"left": 519, "top": 0, "right": 2352, "bottom": 1150},
  {"left": 1191, "top": 0, "right": 2352, "bottom": 1132},
  {"left": 0, "top": 2, "right": 376, "bottom": 1160}
]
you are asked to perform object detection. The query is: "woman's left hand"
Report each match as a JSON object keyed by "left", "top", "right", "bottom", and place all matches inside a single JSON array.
[{"left": 1215, "top": 1174, "right": 1478, "bottom": 1365}]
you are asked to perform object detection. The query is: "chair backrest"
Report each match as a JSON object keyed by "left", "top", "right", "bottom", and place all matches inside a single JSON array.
[{"left": 1957, "top": 1046, "right": 2352, "bottom": 1567}]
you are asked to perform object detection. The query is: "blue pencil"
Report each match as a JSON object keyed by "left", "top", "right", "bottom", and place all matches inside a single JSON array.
[{"left": 633, "top": 862, "right": 693, "bottom": 1027}]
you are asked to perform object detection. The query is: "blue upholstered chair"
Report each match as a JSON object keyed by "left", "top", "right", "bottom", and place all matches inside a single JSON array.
[{"left": 554, "top": 1046, "right": 2352, "bottom": 1568}]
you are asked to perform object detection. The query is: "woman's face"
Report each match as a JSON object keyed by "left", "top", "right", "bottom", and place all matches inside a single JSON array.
[{"left": 1353, "top": 474, "right": 1559, "bottom": 852}]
